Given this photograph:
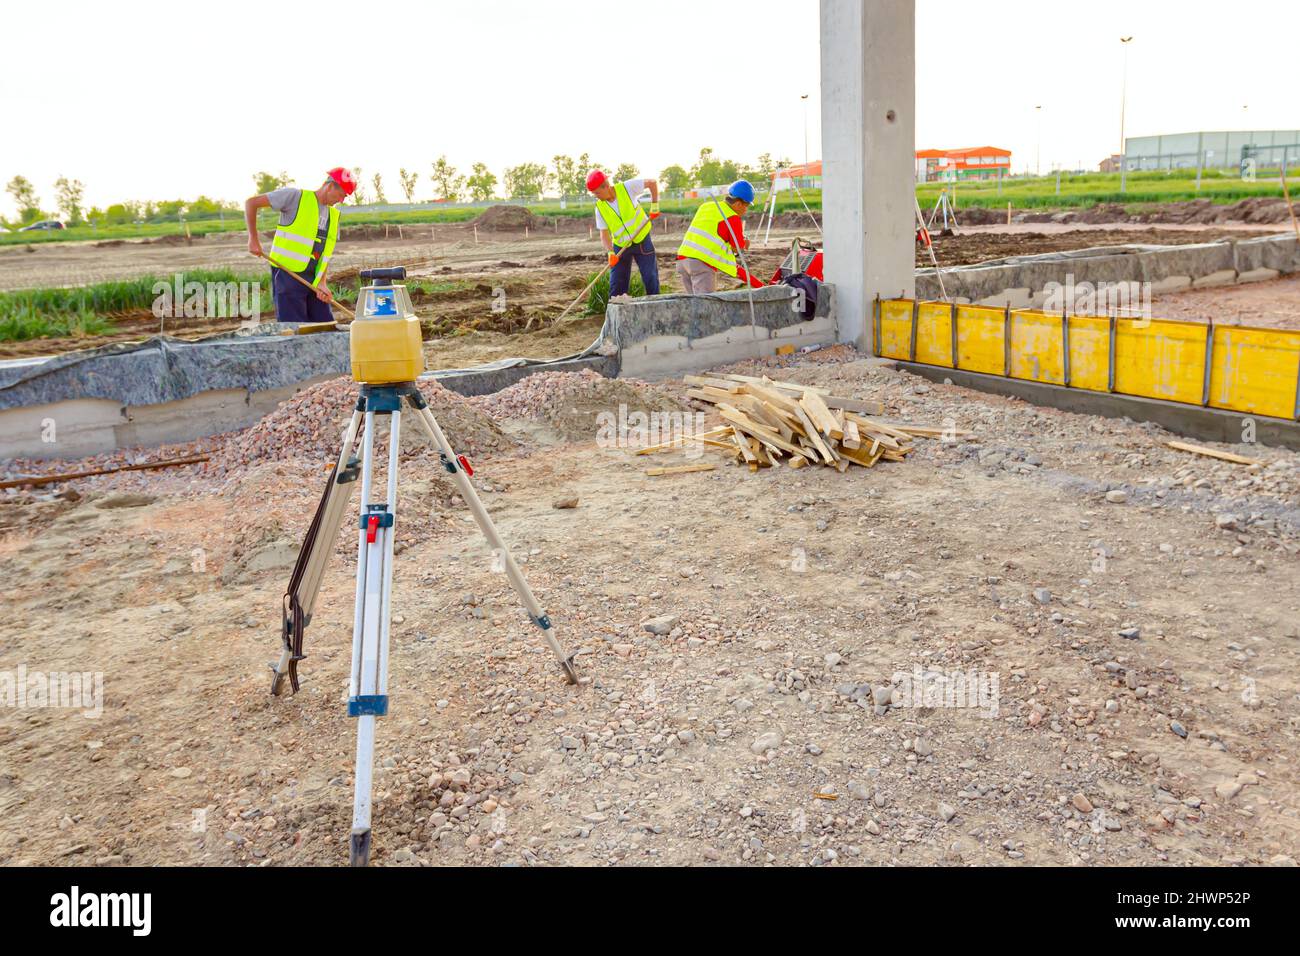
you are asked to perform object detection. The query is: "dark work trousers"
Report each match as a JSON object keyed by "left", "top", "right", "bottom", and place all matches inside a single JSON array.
[
  {"left": 610, "top": 236, "right": 660, "bottom": 297},
  {"left": 271, "top": 267, "right": 334, "bottom": 324},
  {"left": 272, "top": 223, "right": 331, "bottom": 323}
]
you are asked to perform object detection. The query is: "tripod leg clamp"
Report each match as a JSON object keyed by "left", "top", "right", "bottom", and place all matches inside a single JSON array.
[
  {"left": 348, "top": 696, "right": 389, "bottom": 717},
  {"left": 530, "top": 613, "right": 552, "bottom": 631}
]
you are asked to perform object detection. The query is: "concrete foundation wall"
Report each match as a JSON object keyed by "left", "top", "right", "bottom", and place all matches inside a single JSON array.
[
  {"left": 917, "top": 234, "right": 1300, "bottom": 307},
  {"left": 606, "top": 285, "right": 838, "bottom": 380},
  {"left": 0, "top": 377, "right": 340, "bottom": 460}
]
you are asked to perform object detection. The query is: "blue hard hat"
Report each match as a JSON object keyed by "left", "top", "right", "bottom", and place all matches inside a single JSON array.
[{"left": 727, "top": 179, "right": 756, "bottom": 204}]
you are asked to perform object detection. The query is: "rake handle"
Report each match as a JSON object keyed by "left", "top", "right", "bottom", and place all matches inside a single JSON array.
[{"left": 255, "top": 251, "right": 356, "bottom": 320}]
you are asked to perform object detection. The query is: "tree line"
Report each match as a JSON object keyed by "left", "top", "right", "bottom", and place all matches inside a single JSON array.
[{"left": 2, "top": 150, "right": 797, "bottom": 227}]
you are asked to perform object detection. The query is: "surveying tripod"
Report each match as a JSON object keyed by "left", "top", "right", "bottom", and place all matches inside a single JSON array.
[{"left": 270, "top": 268, "right": 579, "bottom": 867}]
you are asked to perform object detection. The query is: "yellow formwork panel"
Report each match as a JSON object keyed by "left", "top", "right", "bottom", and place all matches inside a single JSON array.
[
  {"left": 1009, "top": 310, "right": 1065, "bottom": 385},
  {"left": 1066, "top": 316, "right": 1111, "bottom": 392},
  {"left": 1114, "top": 318, "right": 1207, "bottom": 405},
  {"left": 878, "top": 299, "right": 914, "bottom": 360},
  {"left": 882, "top": 298, "right": 1300, "bottom": 421},
  {"left": 916, "top": 301, "right": 955, "bottom": 367},
  {"left": 1209, "top": 325, "right": 1300, "bottom": 419},
  {"left": 955, "top": 305, "right": 1007, "bottom": 375}
]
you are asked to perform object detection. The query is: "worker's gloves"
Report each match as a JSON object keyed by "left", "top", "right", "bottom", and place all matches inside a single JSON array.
[
  {"left": 607, "top": 252, "right": 621, "bottom": 268},
  {"left": 648, "top": 202, "right": 661, "bottom": 220}
]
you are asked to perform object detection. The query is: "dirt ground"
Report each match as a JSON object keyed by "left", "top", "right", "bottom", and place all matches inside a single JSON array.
[
  {"left": 923, "top": 227, "right": 1281, "bottom": 268},
  {"left": 2, "top": 353, "right": 1297, "bottom": 867},
  {"left": 1152, "top": 275, "right": 1300, "bottom": 331}
]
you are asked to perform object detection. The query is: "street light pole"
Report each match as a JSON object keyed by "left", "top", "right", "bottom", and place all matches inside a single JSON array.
[
  {"left": 1119, "top": 36, "right": 1133, "bottom": 193},
  {"left": 801, "top": 93, "right": 810, "bottom": 174},
  {"left": 1035, "top": 105, "right": 1042, "bottom": 177}
]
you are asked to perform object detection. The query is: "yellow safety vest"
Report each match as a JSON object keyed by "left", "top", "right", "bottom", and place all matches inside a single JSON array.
[
  {"left": 677, "top": 198, "right": 739, "bottom": 277},
  {"left": 595, "top": 182, "right": 652, "bottom": 249},
  {"left": 269, "top": 189, "right": 339, "bottom": 288}
]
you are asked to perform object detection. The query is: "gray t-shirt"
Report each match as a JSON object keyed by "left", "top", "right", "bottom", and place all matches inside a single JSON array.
[
  {"left": 267, "top": 187, "right": 331, "bottom": 230},
  {"left": 593, "top": 178, "right": 648, "bottom": 232}
]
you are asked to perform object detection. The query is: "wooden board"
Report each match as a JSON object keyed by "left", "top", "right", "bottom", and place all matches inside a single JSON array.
[
  {"left": 1166, "top": 441, "right": 1262, "bottom": 467},
  {"left": 645, "top": 463, "right": 717, "bottom": 477}
]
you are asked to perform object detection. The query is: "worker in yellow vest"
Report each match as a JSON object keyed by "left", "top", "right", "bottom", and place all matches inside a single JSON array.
[
  {"left": 586, "top": 169, "right": 660, "bottom": 297},
  {"left": 245, "top": 167, "right": 355, "bottom": 323},
  {"left": 675, "top": 180, "right": 765, "bottom": 294}
]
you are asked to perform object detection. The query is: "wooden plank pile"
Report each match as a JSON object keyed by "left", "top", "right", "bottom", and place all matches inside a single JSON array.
[{"left": 639, "top": 374, "right": 974, "bottom": 474}]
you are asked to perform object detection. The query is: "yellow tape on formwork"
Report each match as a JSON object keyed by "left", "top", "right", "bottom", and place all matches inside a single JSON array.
[
  {"left": 878, "top": 296, "right": 1300, "bottom": 422},
  {"left": 878, "top": 299, "right": 915, "bottom": 360},
  {"left": 1009, "top": 310, "right": 1066, "bottom": 386},
  {"left": 1209, "top": 326, "right": 1300, "bottom": 419},
  {"left": 916, "top": 302, "right": 955, "bottom": 367},
  {"left": 1115, "top": 319, "right": 1207, "bottom": 405},
  {"left": 954, "top": 304, "right": 1008, "bottom": 375},
  {"left": 1066, "top": 316, "right": 1111, "bottom": 392}
]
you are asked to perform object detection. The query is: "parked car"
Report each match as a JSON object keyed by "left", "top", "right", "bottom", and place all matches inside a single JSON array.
[{"left": 18, "top": 220, "right": 65, "bottom": 232}]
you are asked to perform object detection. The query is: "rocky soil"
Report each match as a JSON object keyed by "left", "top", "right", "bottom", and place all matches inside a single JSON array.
[{"left": 1, "top": 354, "right": 1297, "bottom": 867}]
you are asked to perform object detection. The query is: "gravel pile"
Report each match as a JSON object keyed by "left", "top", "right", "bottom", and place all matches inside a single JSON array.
[
  {"left": 208, "top": 377, "right": 515, "bottom": 477},
  {"left": 472, "top": 370, "right": 690, "bottom": 441}
]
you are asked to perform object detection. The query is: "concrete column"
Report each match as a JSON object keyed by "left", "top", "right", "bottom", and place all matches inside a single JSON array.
[{"left": 819, "top": 0, "right": 916, "bottom": 350}]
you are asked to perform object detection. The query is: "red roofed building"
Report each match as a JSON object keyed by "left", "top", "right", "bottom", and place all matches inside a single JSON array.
[{"left": 916, "top": 147, "right": 1012, "bottom": 182}]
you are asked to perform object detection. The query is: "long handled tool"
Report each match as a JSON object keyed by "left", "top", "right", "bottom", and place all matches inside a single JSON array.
[
  {"left": 1281, "top": 165, "right": 1300, "bottom": 241},
  {"left": 255, "top": 250, "right": 357, "bottom": 320},
  {"left": 548, "top": 259, "right": 614, "bottom": 326},
  {"left": 914, "top": 196, "right": 949, "bottom": 301},
  {"left": 0, "top": 454, "right": 209, "bottom": 490}
]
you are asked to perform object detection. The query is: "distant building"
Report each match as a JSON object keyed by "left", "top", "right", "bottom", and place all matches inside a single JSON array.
[
  {"left": 1099, "top": 154, "right": 1123, "bottom": 174},
  {"left": 1123, "top": 130, "right": 1300, "bottom": 172},
  {"left": 916, "top": 147, "right": 1012, "bottom": 183}
]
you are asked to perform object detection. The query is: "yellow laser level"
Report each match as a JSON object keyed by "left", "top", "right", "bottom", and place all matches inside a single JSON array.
[{"left": 349, "top": 268, "right": 425, "bottom": 384}]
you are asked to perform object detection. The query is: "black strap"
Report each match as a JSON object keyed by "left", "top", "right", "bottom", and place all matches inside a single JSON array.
[{"left": 281, "top": 460, "right": 340, "bottom": 693}]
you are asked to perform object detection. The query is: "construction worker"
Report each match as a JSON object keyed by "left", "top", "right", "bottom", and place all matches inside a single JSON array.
[
  {"left": 245, "top": 167, "right": 356, "bottom": 323},
  {"left": 587, "top": 169, "right": 660, "bottom": 297},
  {"left": 675, "top": 180, "right": 765, "bottom": 294}
]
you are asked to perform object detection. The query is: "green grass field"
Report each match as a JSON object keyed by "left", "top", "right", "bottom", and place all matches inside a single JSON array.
[
  {"left": 916, "top": 168, "right": 1297, "bottom": 210},
  {"left": 0, "top": 268, "right": 264, "bottom": 341}
]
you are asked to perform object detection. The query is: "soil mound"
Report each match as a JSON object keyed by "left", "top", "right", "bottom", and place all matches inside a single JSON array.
[
  {"left": 474, "top": 205, "right": 537, "bottom": 231},
  {"left": 473, "top": 370, "right": 693, "bottom": 442}
]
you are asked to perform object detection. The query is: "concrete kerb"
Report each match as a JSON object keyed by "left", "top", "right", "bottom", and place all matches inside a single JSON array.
[
  {"left": 915, "top": 233, "right": 1300, "bottom": 307},
  {"left": 606, "top": 284, "right": 838, "bottom": 380},
  {"left": 895, "top": 360, "right": 1300, "bottom": 452}
]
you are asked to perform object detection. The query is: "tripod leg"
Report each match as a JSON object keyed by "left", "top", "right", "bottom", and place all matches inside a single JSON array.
[
  {"left": 407, "top": 399, "right": 579, "bottom": 685},
  {"left": 348, "top": 407, "right": 402, "bottom": 866}
]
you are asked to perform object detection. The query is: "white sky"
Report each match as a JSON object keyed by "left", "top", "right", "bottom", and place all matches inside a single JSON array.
[{"left": 1, "top": 0, "right": 1295, "bottom": 216}]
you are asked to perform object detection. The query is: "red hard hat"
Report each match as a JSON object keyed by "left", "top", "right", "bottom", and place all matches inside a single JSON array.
[
  {"left": 585, "top": 169, "right": 607, "bottom": 192},
  {"left": 326, "top": 167, "right": 357, "bottom": 196}
]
